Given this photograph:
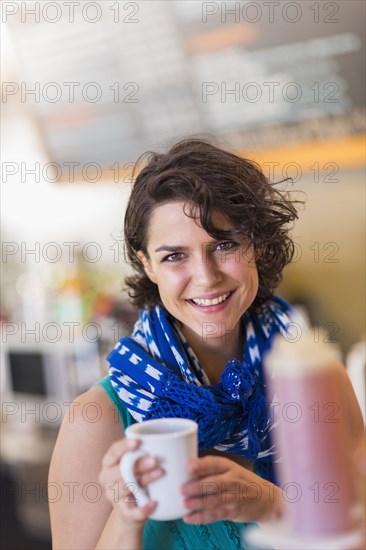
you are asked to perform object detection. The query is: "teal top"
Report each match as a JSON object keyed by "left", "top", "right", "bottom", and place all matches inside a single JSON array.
[{"left": 96, "top": 375, "right": 258, "bottom": 550}]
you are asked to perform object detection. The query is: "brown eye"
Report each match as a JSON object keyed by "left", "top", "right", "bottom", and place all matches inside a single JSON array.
[
  {"left": 216, "top": 241, "right": 239, "bottom": 252},
  {"left": 162, "top": 252, "right": 185, "bottom": 263}
]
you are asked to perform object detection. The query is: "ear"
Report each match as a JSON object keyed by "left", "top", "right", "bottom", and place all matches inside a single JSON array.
[{"left": 136, "top": 251, "right": 158, "bottom": 284}]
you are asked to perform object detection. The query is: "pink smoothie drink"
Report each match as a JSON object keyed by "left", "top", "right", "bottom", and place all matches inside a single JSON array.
[{"left": 264, "top": 332, "right": 355, "bottom": 535}]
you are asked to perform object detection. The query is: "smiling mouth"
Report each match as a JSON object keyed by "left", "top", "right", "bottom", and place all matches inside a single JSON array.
[{"left": 188, "top": 291, "right": 234, "bottom": 307}]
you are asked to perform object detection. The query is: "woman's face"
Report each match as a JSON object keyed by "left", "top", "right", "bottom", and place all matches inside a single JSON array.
[{"left": 138, "top": 201, "right": 259, "bottom": 344}]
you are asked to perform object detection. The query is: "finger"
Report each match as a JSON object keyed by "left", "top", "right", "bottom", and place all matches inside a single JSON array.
[
  {"left": 104, "top": 476, "right": 153, "bottom": 515},
  {"left": 119, "top": 498, "right": 157, "bottom": 521},
  {"left": 182, "top": 482, "right": 243, "bottom": 510},
  {"left": 135, "top": 455, "right": 159, "bottom": 474},
  {"left": 99, "top": 464, "right": 124, "bottom": 490},
  {"left": 101, "top": 460, "right": 164, "bottom": 494},
  {"left": 183, "top": 493, "right": 222, "bottom": 510},
  {"left": 134, "top": 456, "right": 165, "bottom": 486},
  {"left": 187, "top": 456, "right": 230, "bottom": 477},
  {"left": 115, "top": 493, "right": 157, "bottom": 520},
  {"left": 183, "top": 504, "right": 235, "bottom": 524},
  {"left": 181, "top": 474, "right": 226, "bottom": 497},
  {"left": 102, "top": 469, "right": 137, "bottom": 500},
  {"left": 138, "top": 467, "right": 165, "bottom": 487},
  {"left": 102, "top": 438, "right": 140, "bottom": 468}
]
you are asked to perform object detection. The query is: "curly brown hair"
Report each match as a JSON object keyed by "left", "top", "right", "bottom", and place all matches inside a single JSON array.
[{"left": 124, "top": 138, "right": 301, "bottom": 311}]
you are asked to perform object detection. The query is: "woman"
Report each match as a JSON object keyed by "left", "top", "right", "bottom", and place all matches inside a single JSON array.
[{"left": 49, "top": 139, "right": 364, "bottom": 549}]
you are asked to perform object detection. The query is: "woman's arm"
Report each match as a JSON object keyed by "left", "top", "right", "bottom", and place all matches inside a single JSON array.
[
  {"left": 48, "top": 386, "right": 161, "bottom": 550},
  {"left": 49, "top": 386, "right": 122, "bottom": 549}
]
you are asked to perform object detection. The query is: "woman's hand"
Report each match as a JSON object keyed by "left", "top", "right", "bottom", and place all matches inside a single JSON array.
[
  {"left": 180, "top": 455, "right": 283, "bottom": 524},
  {"left": 99, "top": 438, "right": 164, "bottom": 528}
]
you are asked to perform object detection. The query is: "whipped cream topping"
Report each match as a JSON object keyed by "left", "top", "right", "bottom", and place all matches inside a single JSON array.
[{"left": 264, "top": 329, "right": 342, "bottom": 376}]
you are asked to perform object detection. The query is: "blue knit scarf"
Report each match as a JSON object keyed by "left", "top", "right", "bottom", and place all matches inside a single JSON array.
[{"left": 107, "top": 296, "right": 298, "bottom": 482}]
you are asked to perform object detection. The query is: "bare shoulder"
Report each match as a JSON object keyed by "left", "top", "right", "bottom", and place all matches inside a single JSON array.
[
  {"left": 51, "top": 385, "right": 124, "bottom": 473},
  {"left": 49, "top": 385, "right": 124, "bottom": 549},
  {"left": 57, "top": 384, "right": 123, "bottom": 449}
]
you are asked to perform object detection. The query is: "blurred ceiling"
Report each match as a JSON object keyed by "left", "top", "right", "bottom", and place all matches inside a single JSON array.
[{"left": 3, "top": 0, "right": 365, "bottom": 180}]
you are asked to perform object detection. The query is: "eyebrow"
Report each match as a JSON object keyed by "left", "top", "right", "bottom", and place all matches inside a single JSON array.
[
  {"left": 154, "top": 245, "right": 190, "bottom": 253},
  {"left": 154, "top": 238, "right": 233, "bottom": 254}
]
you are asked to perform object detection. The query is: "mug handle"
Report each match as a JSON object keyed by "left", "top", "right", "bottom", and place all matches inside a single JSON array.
[{"left": 119, "top": 449, "right": 150, "bottom": 507}]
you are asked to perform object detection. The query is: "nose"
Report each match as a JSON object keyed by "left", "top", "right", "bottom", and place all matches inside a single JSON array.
[{"left": 191, "top": 253, "right": 223, "bottom": 288}]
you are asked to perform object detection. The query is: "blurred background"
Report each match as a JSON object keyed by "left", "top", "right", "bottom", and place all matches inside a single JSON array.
[{"left": 1, "top": 1, "right": 365, "bottom": 548}]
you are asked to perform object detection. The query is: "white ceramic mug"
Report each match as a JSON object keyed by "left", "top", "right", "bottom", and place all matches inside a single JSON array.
[{"left": 119, "top": 418, "right": 198, "bottom": 521}]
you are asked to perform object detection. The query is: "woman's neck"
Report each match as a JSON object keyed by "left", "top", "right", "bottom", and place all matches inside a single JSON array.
[{"left": 181, "top": 323, "right": 243, "bottom": 384}]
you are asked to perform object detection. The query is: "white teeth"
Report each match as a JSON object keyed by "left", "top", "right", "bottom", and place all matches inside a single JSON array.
[{"left": 191, "top": 292, "right": 230, "bottom": 306}]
